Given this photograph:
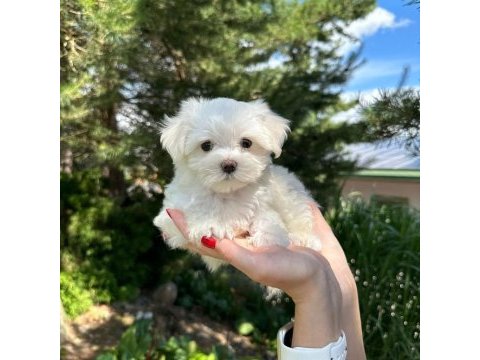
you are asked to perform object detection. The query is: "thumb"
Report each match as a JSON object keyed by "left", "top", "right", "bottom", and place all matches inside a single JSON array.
[{"left": 215, "top": 239, "right": 258, "bottom": 277}]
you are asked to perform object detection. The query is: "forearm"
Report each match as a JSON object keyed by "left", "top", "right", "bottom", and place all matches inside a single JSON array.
[
  {"left": 290, "top": 272, "right": 342, "bottom": 348},
  {"left": 291, "top": 273, "right": 366, "bottom": 358},
  {"left": 340, "top": 295, "right": 366, "bottom": 360}
]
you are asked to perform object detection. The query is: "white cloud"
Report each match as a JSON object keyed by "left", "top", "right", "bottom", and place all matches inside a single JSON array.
[
  {"left": 347, "top": 7, "right": 411, "bottom": 38},
  {"left": 248, "top": 7, "right": 412, "bottom": 71},
  {"left": 335, "top": 7, "right": 412, "bottom": 55},
  {"left": 326, "top": 9, "right": 416, "bottom": 124}
]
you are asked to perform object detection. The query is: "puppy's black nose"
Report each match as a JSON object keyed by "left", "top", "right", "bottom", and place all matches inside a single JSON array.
[{"left": 221, "top": 160, "right": 237, "bottom": 174}]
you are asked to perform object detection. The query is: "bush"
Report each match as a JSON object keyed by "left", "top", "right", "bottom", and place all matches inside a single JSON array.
[
  {"left": 60, "top": 170, "right": 168, "bottom": 317},
  {"left": 327, "top": 196, "right": 420, "bottom": 359},
  {"left": 60, "top": 271, "right": 94, "bottom": 318}
]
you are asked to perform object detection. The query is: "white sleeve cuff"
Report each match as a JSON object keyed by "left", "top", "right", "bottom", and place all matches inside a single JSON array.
[{"left": 277, "top": 321, "right": 347, "bottom": 360}]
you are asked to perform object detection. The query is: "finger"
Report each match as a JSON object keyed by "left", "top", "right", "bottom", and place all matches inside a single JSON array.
[
  {"left": 165, "top": 208, "right": 189, "bottom": 239},
  {"left": 214, "top": 239, "right": 258, "bottom": 277},
  {"left": 185, "top": 243, "right": 225, "bottom": 260}
]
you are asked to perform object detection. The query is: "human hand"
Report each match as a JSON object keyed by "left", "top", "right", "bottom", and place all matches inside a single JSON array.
[{"left": 165, "top": 205, "right": 365, "bottom": 356}]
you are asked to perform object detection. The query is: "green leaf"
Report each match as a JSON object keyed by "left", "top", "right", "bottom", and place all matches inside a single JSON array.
[
  {"left": 237, "top": 321, "right": 255, "bottom": 336},
  {"left": 96, "top": 353, "right": 118, "bottom": 360}
]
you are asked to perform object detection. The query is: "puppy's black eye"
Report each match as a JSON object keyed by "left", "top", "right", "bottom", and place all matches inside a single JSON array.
[
  {"left": 240, "top": 138, "right": 252, "bottom": 149},
  {"left": 201, "top": 141, "right": 213, "bottom": 152}
]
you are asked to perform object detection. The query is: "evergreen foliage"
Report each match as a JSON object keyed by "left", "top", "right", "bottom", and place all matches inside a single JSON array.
[
  {"left": 360, "top": 86, "right": 420, "bottom": 156},
  {"left": 61, "top": 0, "right": 377, "bottom": 201}
]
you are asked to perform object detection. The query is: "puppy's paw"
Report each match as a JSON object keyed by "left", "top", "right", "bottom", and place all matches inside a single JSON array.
[
  {"left": 250, "top": 215, "right": 290, "bottom": 247},
  {"left": 249, "top": 228, "right": 290, "bottom": 247},
  {"left": 164, "top": 235, "right": 188, "bottom": 249},
  {"left": 290, "top": 233, "right": 322, "bottom": 251},
  {"left": 154, "top": 210, "right": 188, "bottom": 249},
  {"left": 189, "top": 223, "right": 239, "bottom": 244},
  {"left": 307, "top": 234, "right": 322, "bottom": 251},
  {"left": 188, "top": 224, "right": 214, "bottom": 246}
]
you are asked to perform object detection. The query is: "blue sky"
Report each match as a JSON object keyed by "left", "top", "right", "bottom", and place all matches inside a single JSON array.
[{"left": 343, "top": 0, "right": 420, "bottom": 93}]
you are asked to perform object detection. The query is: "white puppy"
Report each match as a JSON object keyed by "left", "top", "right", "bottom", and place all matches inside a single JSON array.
[{"left": 153, "top": 97, "right": 321, "bottom": 272}]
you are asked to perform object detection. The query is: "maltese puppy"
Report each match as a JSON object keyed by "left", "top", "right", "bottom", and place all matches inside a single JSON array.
[{"left": 153, "top": 97, "right": 321, "bottom": 272}]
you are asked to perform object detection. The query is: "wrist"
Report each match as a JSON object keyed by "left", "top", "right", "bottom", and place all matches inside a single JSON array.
[
  {"left": 292, "top": 298, "right": 341, "bottom": 348},
  {"left": 291, "top": 270, "right": 342, "bottom": 347}
]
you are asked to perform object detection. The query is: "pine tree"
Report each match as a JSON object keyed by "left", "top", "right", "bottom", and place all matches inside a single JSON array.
[
  {"left": 360, "top": 86, "right": 420, "bottom": 156},
  {"left": 61, "top": 0, "right": 377, "bottom": 202},
  {"left": 61, "top": 0, "right": 138, "bottom": 195}
]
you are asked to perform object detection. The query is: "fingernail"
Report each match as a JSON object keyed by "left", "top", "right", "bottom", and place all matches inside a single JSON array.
[
  {"left": 166, "top": 208, "right": 173, "bottom": 219},
  {"left": 201, "top": 236, "right": 217, "bottom": 249}
]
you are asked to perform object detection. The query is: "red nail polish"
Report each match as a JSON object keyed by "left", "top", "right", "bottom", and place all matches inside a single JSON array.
[
  {"left": 166, "top": 209, "right": 172, "bottom": 219},
  {"left": 201, "top": 236, "right": 217, "bottom": 249}
]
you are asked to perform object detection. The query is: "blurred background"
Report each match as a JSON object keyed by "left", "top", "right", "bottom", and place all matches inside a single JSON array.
[{"left": 60, "top": 0, "right": 419, "bottom": 359}]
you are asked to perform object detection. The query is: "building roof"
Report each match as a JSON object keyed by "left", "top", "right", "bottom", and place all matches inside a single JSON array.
[{"left": 344, "top": 139, "right": 420, "bottom": 170}]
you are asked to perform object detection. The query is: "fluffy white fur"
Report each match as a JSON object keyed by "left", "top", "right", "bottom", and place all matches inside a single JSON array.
[{"left": 153, "top": 97, "right": 322, "bottom": 273}]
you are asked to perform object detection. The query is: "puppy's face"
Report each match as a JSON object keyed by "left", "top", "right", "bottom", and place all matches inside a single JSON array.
[{"left": 161, "top": 98, "right": 290, "bottom": 193}]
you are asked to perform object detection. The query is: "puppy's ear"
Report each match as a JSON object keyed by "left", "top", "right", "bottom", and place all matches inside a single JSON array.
[
  {"left": 160, "top": 115, "right": 187, "bottom": 161},
  {"left": 160, "top": 98, "right": 202, "bottom": 161},
  {"left": 250, "top": 100, "right": 290, "bottom": 158}
]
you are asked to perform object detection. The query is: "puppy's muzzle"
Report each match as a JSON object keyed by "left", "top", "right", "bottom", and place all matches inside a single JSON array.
[{"left": 221, "top": 160, "right": 237, "bottom": 174}]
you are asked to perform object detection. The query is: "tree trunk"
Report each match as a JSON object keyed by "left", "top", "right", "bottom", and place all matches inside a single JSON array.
[
  {"left": 101, "top": 103, "right": 126, "bottom": 198},
  {"left": 60, "top": 147, "right": 73, "bottom": 174}
]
